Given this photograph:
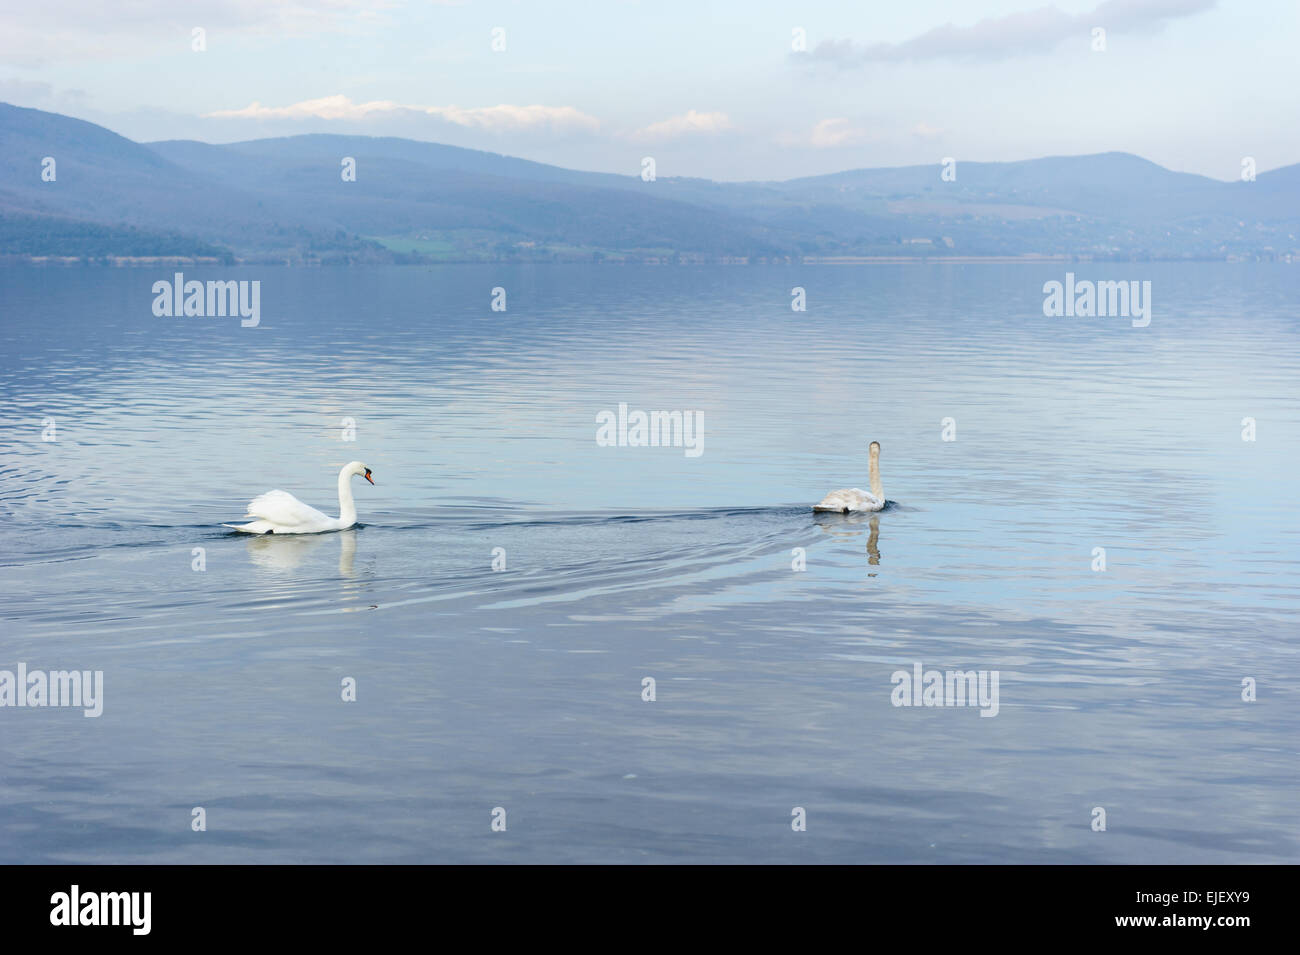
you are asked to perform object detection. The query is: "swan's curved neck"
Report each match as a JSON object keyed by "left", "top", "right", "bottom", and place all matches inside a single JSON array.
[
  {"left": 869, "top": 452, "right": 883, "bottom": 502},
  {"left": 337, "top": 468, "right": 358, "bottom": 527}
]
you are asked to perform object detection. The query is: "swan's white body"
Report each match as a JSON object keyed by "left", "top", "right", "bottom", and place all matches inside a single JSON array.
[
  {"left": 814, "top": 441, "right": 886, "bottom": 513},
  {"left": 813, "top": 487, "right": 883, "bottom": 512},
  {"left": 224, "top": 461, "right": 373, "bottom": 534}
]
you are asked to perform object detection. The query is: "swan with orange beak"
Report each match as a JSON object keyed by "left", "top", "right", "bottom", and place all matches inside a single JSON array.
[{"left": 224, "top": 461, "right": 375, "bottom": 534}]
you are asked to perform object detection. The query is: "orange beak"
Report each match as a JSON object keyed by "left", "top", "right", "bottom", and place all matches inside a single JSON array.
[{"left": 364, "top": 471, "right": 375, "bottom": 485}]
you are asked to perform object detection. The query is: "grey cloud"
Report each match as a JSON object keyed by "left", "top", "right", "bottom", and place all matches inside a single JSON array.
[
  {"left": 0, "top": 78, "right": 89, "bottom": 109},
  {"left": 806, "top": 0, "right": 1217, "bottom": 65}
]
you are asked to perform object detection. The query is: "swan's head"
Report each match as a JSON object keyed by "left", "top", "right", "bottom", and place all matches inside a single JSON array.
[
  {"left": 869, "top": 441, "right": 880, "bottom": 457},
  {"left": 345, "top": 461, "right": 375, "bottom": 485}
]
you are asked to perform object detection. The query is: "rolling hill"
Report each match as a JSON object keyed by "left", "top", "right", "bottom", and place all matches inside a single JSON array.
[{"left": 1, "top": 102, "right": 1296, "bottom": 263}]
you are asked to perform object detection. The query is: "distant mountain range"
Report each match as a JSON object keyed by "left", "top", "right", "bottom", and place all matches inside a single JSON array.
[{"left": 1, "top": 102, "right": 1296, "bottom": 263}]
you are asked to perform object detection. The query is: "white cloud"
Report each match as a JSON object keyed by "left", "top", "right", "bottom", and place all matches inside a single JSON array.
[
  {"left": 204, "top": 95, "right": 600, "bottom": 133},
  {"left": 629, "top": 110, "right": 732, "bottom": 142},
  {"left": 809, "top": 118, "right": 868, "bottom": 148}
]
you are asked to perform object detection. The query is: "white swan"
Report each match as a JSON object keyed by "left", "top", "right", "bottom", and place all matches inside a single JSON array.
[
  {"left": 814, "top": 441, "right": 885, "bottom": 512},
  {"left": 224, "top": 461, "right": 374, "bottom": 534}
]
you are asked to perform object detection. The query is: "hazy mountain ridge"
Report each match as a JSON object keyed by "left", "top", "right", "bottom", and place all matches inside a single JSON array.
[{"left": 2, "top": 103, "right": 1296, "bottom": 263}]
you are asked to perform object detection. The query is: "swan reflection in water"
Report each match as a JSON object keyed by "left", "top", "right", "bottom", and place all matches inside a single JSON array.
[
  {"left": 244, "top": 527, "right": 357, "bottom": 577},
  {"left": 813, "top": 511, "right": 881, "bottom": 571}
]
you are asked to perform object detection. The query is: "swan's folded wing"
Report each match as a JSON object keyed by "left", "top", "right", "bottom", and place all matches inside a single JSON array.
[
  {"left": 245, "top": 489, "right": 331, "bottom": 528},
  {"left": 814, "top": 488, "right": 881, "bottom": 512},
  {"left": 814, "top": 488, "right": 855, "bottom": 511}
]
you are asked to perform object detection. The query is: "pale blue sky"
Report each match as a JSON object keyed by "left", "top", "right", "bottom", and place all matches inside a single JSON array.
[{"left": 2, "top": 0, "right": 1296, "bottom": 181}]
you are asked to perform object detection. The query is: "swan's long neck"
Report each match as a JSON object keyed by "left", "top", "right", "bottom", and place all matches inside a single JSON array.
[
  {"left": 869, "top": 451, "right": 883, "bottom": 502},
  {"left": 337, "top": 468, "right": 357, "bottom": 527}
]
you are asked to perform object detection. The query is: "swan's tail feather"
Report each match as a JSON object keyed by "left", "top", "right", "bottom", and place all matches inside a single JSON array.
[
  {"left": 813, "top": 488, "right": 883, "bottom": 513},
  {"left": 223, "top": 520, "right": 275, "bottom": 534}
]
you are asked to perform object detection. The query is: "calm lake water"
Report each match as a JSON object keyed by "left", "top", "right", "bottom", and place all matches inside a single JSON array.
[{"left": 1, "top": 263, "right": 1297, "bottom": 863}]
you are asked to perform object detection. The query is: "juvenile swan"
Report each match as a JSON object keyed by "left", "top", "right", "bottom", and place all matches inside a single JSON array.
[
  {"left": 224, "top": 461, "right": 375, "bottom": 534},
  {"left": 814, "top": 441, "right": 885, "bottom": 512}
]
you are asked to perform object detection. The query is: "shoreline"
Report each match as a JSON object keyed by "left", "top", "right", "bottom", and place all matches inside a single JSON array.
[{"left": 3, "top": 254, "right": 1292, "bottom": 267}]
